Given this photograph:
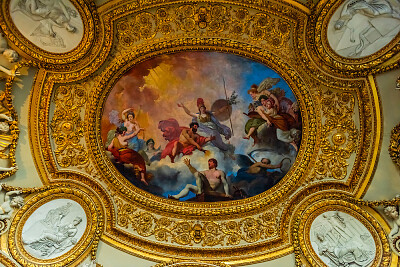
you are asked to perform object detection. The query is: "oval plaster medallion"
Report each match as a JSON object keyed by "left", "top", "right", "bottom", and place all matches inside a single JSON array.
[
  {"left": 327, "top": 0, "right": 400, "bottom": 58},
  {"left": 310, "top": 210, "right": 376, "bottom": 267},
  {"left": 9, "top": 0, "right": 84, "bottom": 53},
  {"left": 21, "top": 199, "right": 87, "bottom": 259}
]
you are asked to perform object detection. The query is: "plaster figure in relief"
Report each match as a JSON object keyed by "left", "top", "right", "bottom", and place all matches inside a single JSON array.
[
  {"left": 0, "top": 113, "right": 16, "bottom": 155},
  {"left": 384, "top": 201, "right": 400, "bottom": 255},
  {"left": 168, "top": 158, "right": 231, "bottom": 201},
  {"left": 333, "top": 0, "right": 400, "bottom": 57},
  {"left": 0, "top": 34, "right": 19, "bottom": 63},
  {"left": 312, "top": 211, "right": 375, "bottom": 267},
  {"left": 24, "top": 216, "right": 82, "bottom": 257},
  {"left": 0, "top": 184, "right": 23, "bottom": 220},
  {"left": 0, "top": 34, "right": 20, "bottom": 77},
  {"left": 12, "top": 0, "right": 77, "bottom": 37},
  {"left": 315, "top": 232, "right": 373, "bottom": 267}
]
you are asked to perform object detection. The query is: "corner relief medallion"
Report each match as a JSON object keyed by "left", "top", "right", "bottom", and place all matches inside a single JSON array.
[
  {"left": 9, "top": 0, "right": 84, "bottom": 53},
  {"left": 328, "top": 0, "right": 400, "bottom": 59}
]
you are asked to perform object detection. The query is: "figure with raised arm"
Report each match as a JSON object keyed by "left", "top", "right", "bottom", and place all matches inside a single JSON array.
[
  {"left": 168, "top": 158, "right": 231, "bottom": 201},
  {"left": 0, "top": 184, "right": 23, "bottom": 220},
  {"left": 178, "top": 98, "right": 233, "bottom": 154},
  {"left": 161, "top": 122, "right": 215, "bottom": 163},
  {"left": 122, "top": 108, "right": 145, "bottom": 152},
  {"left": 252, "top": 95, "right": 300, "bottom": 151},
  {"left": 107, "top": 126, "right": 148, "bottom": 185}
]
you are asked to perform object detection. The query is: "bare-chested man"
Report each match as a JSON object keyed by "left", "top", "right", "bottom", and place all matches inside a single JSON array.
[
  {"left": 169, "top": 122, "right": 215, "bottom": 162},
  {"left": 247, "top": 158, "right": 281, "bottom": 174},
  {"left": 168, "top": 158, "right": 231, "bottom": 200}
]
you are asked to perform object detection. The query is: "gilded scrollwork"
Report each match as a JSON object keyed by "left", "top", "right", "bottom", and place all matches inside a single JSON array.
[
  {"left": 389, "top": 122, "right": 400, "bottom": 168},
  {"left": 312, "top": 89, "right": 358, "bottom": 181},
  {"left": 0, "top": 61, "right": 33, "bottom": 179},
  {"left": 116, "top": 198, "right": 280, "bottom": 246},
  {"left": 154, "top": 260, "right": 231, "bottom": 267},
  {"left": 115, "top": 3, "right": 292, "bottom": 56},
  {"left": 18, "top": 0, "right": 385, "bottom": 265},
  {"left": 0, "top": 252, "right": 18, "bottom": 267},
  {"left": 50, "top": 84, "right": 91, "bottom": 172}
]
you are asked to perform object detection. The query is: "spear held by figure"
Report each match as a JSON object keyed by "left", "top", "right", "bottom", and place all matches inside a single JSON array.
[{"left": 222, "top": 77, "right": 234, "bottom": 136}]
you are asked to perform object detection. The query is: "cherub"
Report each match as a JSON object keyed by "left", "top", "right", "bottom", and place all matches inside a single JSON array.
[
  {"left": 383, "top": 195, "right": 400, "bottom": 256},
  {"left": 0, "top": 184, "right": 23, "bottom": 220},
  {"left": 384, "top": 204, "right": 400, "bottom": 239},
  {"left": 0, "top": 34, "right": 20, "bottom": 77}
]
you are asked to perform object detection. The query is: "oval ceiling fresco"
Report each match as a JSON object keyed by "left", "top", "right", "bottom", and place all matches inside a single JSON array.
[{"left": 102, "top": 51, "right": 301, "bottom": 202}]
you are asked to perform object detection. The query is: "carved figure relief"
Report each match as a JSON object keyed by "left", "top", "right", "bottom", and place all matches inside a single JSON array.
[
  {"left": 102, "top": 51, "right": 301, "bottom": 202},
  {"left": 310, "top": 211, "right": 376, "bottom": 267},
  {"left": 21, "top": 199, "right": 86, "bottom": 259},
  {"left": 0, "top": 33, "right": 20, "bottom": 77},
  {"left": 9, "top": 0, "right": 84, "bottom": 53},
  {"left": 328, "top": 0, "right": 400, "bottom": 58},
  {"left": 0, "top": 184, "right": 24, "bottom": 235},
  {"left": 383, "top": 200, "right": 400, "bottom": 256},
  {"left": 0, "top": 90, "right": 18, "bottom": 172}
]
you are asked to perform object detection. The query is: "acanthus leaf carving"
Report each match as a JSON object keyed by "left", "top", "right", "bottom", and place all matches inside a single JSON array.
[{"left": 115, "top": 198, "right": 280, "bottom": 246}]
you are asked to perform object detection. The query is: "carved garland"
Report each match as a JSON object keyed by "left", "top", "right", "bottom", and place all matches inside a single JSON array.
[
  {"left": 0, "top": 61, "right": 37, "bottom": 180},
  {"left": 116, "top": 198, "right": 280, "bottom": 246},
  {"left": 295, "top": 3, "right": 377, "bottom": 195},
  {"left": 116, "top": 4, "right": 292, "bottom": 57},
  {"left": 50, "top": 84, "right": 91, "bottom": 172},
  {"left": 312, "top": 89, "right": 358, "bottom": 181},
  {"left": 389, "top": 122, "right": 400, "bottom": 168},
  {"left": 154, "top": 260, "right": 231, "bottom": 267}
]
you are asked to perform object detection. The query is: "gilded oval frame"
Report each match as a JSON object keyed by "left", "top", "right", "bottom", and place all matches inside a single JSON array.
[
  {"left": 8, "top": 186, "right": 100, "bottom": 266},
  {"left": 21, "top": 0, "right": 381, "bottom": 263},
  {"left": 0, "top": 0, "right": 98, "bottom": 67},
  {"left": 293, "top": 194, "right": 391, "bottom": 267},
  {"left": 308, "top": 0, "right": 400, "bottom": 75},
  {"left": 88, "top": 38, "right": 316, "bottom": 218}
]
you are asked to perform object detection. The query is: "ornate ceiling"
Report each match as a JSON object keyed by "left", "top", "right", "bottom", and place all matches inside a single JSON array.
[{"left": 0, "top": 0, "right": 399, "bottom": 266}]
